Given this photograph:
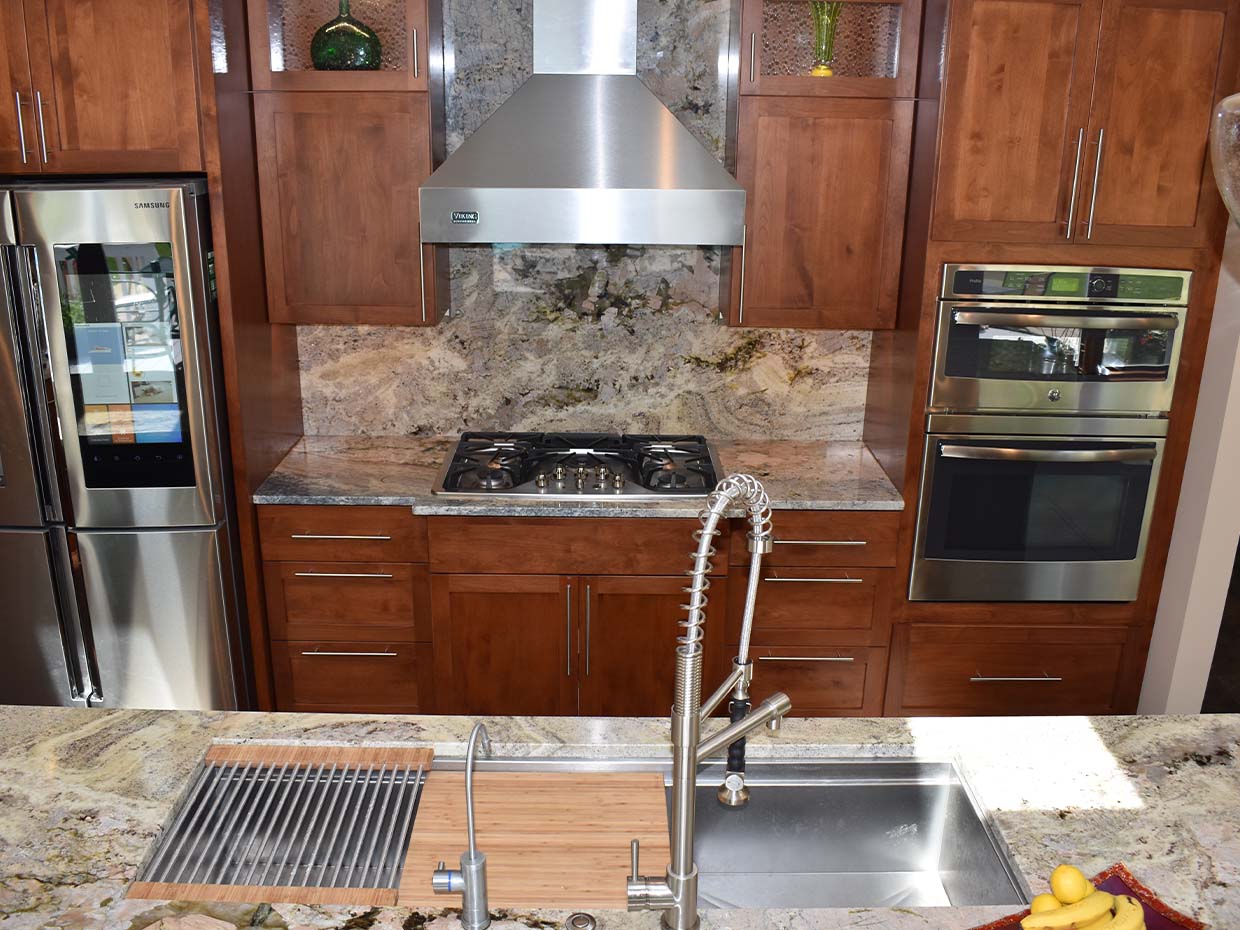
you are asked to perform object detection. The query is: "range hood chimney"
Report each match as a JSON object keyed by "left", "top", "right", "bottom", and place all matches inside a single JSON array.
[{"left": 418, "top": 0, "right": 746, "bottom": 247}]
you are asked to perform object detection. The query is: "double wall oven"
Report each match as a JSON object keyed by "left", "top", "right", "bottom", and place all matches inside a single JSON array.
[{"left": 910, "top": 265, "right": 1191, "bottom": 602}]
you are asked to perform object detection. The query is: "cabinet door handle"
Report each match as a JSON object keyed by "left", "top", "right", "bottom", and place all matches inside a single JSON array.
[
  {"left": 14, "top": 92, "right": 27, "bottom": 164},
  {"left": 763, "top": 576, "right": 863, "bottom": 584},
  {"left": 1064, "top": 127, "right": 1084, "bottom": 239},
  {"left": 748, "top": 32, "right": 757, "bottom": 83},
  {"left": 293, "top": 571, "right": 394, "bottom": 579},
  {"left": 773, "top": 538, "right": 866, "bottom": 547},
  {"left": 584, "top": 583, "right": 591, "bottom": 677},
  {"left": 565, "top": 582, "right": 573, "bottom": 677},
  {"left": 34, "top": 90, "right": 47, "bottom": 163},
  {"left": 301, "top": 649, "right": 398, "bottom": 658},
  {"left": 1085, "top": 128, "right": 1104, "bottom": 239},
  {"left": 758, "top": 655, "right": 855, "bottom": 663},
  {"left": 289, "top": 533, "right": 392, "bottom": 541},
  {"left": 969, "top": 674, "right": 1063, "bottom": 683},
  {"left": 412, "top": 27, "right": 419, "bottom": 78}
]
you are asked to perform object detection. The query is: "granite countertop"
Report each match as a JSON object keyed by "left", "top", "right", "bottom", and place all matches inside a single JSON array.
[
  {"left": 251, "top": 435, "right": 905, "bottom": 515},
  {"left": 2, "top": 708, "right": 1237, "bottom": 930}
]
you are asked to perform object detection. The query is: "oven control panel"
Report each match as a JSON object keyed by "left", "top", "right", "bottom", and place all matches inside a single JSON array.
[{"left": 945, "top": 266, "right": 1190, "bottom": 304}]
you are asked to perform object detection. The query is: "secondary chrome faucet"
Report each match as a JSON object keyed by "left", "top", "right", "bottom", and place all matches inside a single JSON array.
[
  {"left": 432, "top": 722, "right": 492, "bottom": 930},
  {"left": 627, "top": 475, "right": 792, "bottom": 930}
]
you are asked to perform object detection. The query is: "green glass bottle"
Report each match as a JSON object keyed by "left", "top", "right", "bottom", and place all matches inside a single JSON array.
[{"left": 311, "top": 0, "right": 381, "bottom": 71}]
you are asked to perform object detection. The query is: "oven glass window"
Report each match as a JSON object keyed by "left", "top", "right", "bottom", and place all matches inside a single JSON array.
[
  {"left": 56, "top": 243, "right": 196, "bottom": 489},
  {"left": 923, "top": 440, "right": 1154, "bottom": 562},
  {"left": 943, "top": 310, "right": 1178, "bottom": 383}
]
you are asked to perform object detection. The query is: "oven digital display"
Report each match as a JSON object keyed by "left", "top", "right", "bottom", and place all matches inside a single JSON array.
[{"left": 952, "top": 269, "right": 1184, "bottom": 302}]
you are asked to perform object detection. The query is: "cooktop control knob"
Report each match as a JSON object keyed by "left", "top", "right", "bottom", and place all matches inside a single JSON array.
[
  {"left": 553, "top": 465, "right": 566, "bottom": 481},
  {"left": 612, "top": 473, "right": 625, "bottom": 491},
  {"left": 535, "top": 473, "right": 549, "bottom": 488},
  {"left": 575, "top": 475, "right": 587, "bottom": 491}
]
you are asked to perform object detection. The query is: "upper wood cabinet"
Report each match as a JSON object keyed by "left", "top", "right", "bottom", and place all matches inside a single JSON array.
[
  {"left": 247, "top": 0, "right": 430, "bottom": 91},
  {"left": 732, "top": 96, "right": 913, "bottom": 329},
  {"left": 1082, "top": 0, "right": 1237, "bottom": 246},
  {"left": 739, "top": 0, "right": 923, "bottom": 97},
  {"left": 933, "top": 0, "right": 1239, "bottom": 246},
  {"left": 6, "top": 0, "right": 204, "bottom": 173},
  {"left": 254, "top": 91, "right": 437, "bottom": 325}
]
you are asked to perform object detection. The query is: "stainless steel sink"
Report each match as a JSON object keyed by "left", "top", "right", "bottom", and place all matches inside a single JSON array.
[{"left": 438, "top": 756, "right": 1028, "bottom": 909}]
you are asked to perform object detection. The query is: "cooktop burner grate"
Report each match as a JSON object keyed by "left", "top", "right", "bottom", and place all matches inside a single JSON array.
[{"left": 435, "top": 431, "right": 722, "bottom": 500}]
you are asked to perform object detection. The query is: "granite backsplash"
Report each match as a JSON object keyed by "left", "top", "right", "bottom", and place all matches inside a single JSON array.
[{"left": 297, "top": 0, "right": 873, "bottom": 441}]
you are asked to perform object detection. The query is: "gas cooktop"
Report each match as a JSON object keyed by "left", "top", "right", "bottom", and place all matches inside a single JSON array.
[{"left": 433, "top": 432, "right": 722, "bottom": 500}]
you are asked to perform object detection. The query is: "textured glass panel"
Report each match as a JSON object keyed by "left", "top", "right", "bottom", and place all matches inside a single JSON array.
[
  {"left": 761, "top": 1, "right": 900, "bottom": 79},
  {"left": 267, "top": 0, "right": 408, "bottom": 72}
]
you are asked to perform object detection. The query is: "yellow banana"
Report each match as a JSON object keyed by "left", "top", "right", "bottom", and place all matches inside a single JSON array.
[
  {"left": 1078, "top": 914, "right": 1113, "bottom": 930},
  {"left": 1090, "top": 895, "right": 1145, "bottom": 930},
  {"left": 1021, "top": 890, "right": 1116, "bottom": 930}
]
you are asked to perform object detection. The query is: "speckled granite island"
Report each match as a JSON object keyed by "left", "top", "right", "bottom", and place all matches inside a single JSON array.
[
  {"left": 251, "top": 436, "right": 904, "bottom": 516},
  {"left": 3, "top": 708, "right": 1237, "bottom": 930}
]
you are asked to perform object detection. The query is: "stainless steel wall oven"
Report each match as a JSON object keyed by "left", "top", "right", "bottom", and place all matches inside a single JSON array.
[{"left": 910, "top": 265, "right": 1190, "bottom": 603}]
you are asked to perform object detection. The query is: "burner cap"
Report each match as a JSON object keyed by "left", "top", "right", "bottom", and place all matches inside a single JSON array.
[
  {"left": 458, "top": 462, "right": 517, "bottom": 490},
  {"left": 647, "top": 466, "right": 690, "bottom": 490}
]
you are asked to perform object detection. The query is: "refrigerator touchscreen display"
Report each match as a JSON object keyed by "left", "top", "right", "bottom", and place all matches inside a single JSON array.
[{"left": 56, "top": 243, "right": 196, "bottom": 489}]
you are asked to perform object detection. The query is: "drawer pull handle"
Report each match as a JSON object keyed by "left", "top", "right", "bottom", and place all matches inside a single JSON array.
[
  {"left": 969, "top": 674, "right": 1063, "bottom": 683},
  {"left": 290, "top": 533, "right": 393, "bottom": 541},
  {"left": 293, "top": 571, "right": 395, "bottom": 579},
  {"left": 301, "top": 650, "right": 398, "bottom": 658},
  {"left": 758, "top": 655, "right": 855, "bottom": 663},
  {"left": 764, "top": 576, "right": 864, "bottom": 584},
  {"left": 773, "top": 539, "right": 866, "bottom": 547}
]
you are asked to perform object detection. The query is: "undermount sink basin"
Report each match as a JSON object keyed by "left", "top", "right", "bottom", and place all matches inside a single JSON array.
[
  {"left": 441, "top": 756, "right": 1028, "bottom": 909},
  {"left": 690, "top": 759, "right": 1028, "bottom": 909}
]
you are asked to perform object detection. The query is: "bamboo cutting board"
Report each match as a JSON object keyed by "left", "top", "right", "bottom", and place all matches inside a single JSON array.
[{"left": 399, "top": 771, "right": 670, "bottom": 909}]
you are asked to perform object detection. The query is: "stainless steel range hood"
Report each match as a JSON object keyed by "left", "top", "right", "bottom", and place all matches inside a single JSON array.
[{"left": 418, "top": 0, "right": 746, "bottom": 247}]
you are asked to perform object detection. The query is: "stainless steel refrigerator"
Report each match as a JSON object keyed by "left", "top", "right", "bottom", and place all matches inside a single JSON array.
[{"left": 0, "top": 180, "right": 245, "bottom": 709}]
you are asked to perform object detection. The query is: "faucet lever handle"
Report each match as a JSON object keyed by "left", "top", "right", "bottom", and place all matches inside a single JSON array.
[{"left": 629, "top": 838, "right": 640, "bottom": 881}]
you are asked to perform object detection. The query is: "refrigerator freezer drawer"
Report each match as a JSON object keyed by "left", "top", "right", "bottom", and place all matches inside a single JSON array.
[
  {"left": 73, "top": 526, "right": 239, "bottom": 710},
  {"left": 0, "top": 528, "right": 87, "bottom": 705}
]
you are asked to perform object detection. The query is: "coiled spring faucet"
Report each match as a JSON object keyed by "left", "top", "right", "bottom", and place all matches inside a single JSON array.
[
  {"left": 432, "top": 722, "right": 492, "bottom": 930},
  {"left": 627, "top": 475, "right": 792, "bottom": 930}
]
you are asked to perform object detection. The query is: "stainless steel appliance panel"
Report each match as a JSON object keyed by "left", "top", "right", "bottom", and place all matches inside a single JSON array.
[
  {"left": 0, "top": 528, "right": 88, "bottom": 705},
  {"left": 910, "top": 431, "right": 1165, "bottom": 602},
  {"left": 73, "top": 526, "right": 238, "bottom": 710},
  {"left": 930, "top": 301, "right": 1187, "bottom": 414},
  {"left": 0, "top": 251, "right": 48, "bottom": 526},
  {"left": 7, "top": 183, "right": 223, "bottom": 528}
]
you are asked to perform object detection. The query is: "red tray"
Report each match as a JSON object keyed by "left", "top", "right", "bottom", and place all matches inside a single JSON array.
[{"left": 969, "top": 864, "right": 1206, "bottom": 930}]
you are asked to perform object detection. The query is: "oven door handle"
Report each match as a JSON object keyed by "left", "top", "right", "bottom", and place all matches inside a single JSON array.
[
  {"left": 939, "top": 444, "right": 1157, "bottom": 464},
  {"left": 952, "top": 310, "right": 1179, "bottom": 331}
]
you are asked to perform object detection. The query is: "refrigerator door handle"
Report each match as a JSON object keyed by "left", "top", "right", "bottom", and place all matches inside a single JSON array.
[
  {"left": 12, "top": 246, "right": 65, "bottom": 522},
  {"left": 50, "top": 528, "right": 96, "bottom": 704}
]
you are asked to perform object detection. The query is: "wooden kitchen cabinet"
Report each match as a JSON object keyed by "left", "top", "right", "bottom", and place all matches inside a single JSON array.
[
  {"left": 247, "top": 0, "right": 432, "bottom": 92},
  {"left": 933, "top": 0, "right": 1238, "bottom": 246},
  {"left": 0, "top": 4, "right": 36, "bottom": 173},
  {"left": 732, "top": 96, "right": 913, "bottom": 329},
  {"left": 272, "top": 640, "right": 432, "bottom": 713},
  {"left": 1080, "top": 0, "right": 1237, "bottom": 247},
  {"left": 431, "top": 574, "right": 580, "bottom": 716},
  {"left": 738, "top": 0, "right": 923, "bottom": 98},
  {"left": 727, "top": 566, "right": 894, "bottom": 647},
  {"left": 579, "top": 575, "right": 727, "bottom": 717},
  {"left": 885, "top": 623, "right": 1129, "bottom": 716},
  {"left": 253, "top": 91, "right": 437, "bottom": 325},
  {"left": 745, "top": 645, "right": 889, "bottom": 716},
  {"left": 14, "top": 0, "right": 202, "bottom": 172}
]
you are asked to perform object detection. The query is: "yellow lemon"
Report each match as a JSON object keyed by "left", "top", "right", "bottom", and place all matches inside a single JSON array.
[
  {"left": 1050, "top": 864, "right": 1093, "bottom": 905},
  {"left": 1030, "top": 894, "right": 1062, "bottom": 914}
]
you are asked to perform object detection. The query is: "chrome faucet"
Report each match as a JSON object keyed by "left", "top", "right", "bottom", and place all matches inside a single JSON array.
[
  {"left": 432, "top": 722, "right": 492, "bottom": 930},
  {"left": 627, "top": 475, "right": 792, "bottom": 930}
]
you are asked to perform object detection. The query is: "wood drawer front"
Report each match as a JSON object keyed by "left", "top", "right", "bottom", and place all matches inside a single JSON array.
[
  {"left": 428, "top": 517, "right": 720, "bottom": 575},
  {"left": 727, "top": 567, "right": 891, "bottom": 646},
  {"left": 888, "top": 624, "right": 1127, "bottom": 716},
  {"left": 271, "top": 641, "right": 432, "bottom": 714},
  {"left": 733, "top": 511, "right": 900, "bottom": 567},
  {"left": 746, "top": 646, "right": 887, "bottom": 716},
  {"left": 264, "top": 562, "right": 429, "bottom": 642},
  {"left": 259, "top": 505, "right": 428, "bottom": 562}
]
